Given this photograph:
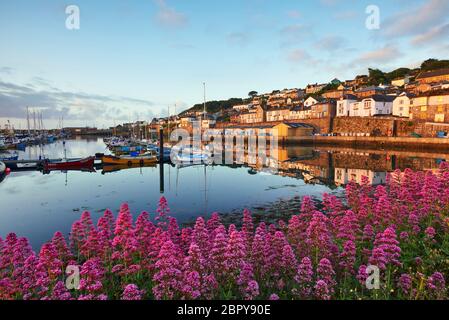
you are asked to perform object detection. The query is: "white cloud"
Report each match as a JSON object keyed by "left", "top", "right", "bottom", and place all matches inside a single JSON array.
[
  {"left": 411, "top": 23, "right": 449, "bottom": 45},
  {"left": 154, "top": 0, "right": 188, "bottom": 29},
  {"left": 353, "top": 45, "right": 401, "bottom": 65},
  {"left": 383, "top": 0, "right": 449, "bottom": 38},
  {"left": 287, "top": 49, "right": 311, "bottom": 63}
]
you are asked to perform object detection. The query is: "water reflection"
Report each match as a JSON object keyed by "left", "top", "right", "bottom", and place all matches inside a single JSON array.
[{"left": 1, "top": 137, "right": 448, "bottom": 248}]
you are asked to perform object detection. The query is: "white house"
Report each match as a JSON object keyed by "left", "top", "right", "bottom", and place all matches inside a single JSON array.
[
  {"left": 350, "top": 95, "right": 395, "bottom": 117},
  {"left": 391, "top": 76, "right": 411, "bottom": 87},
  {"left": 393, "top": 92, "right": 414, "bottom": 118},
  {"left": 336, "top": 94, "right": 357, "bottom": 117},
  {"left": 304, "top": 96, "right": 320, "bottom": 108},
  {"left": 233, "top": 104, "right": 250, "bottom": 112}
]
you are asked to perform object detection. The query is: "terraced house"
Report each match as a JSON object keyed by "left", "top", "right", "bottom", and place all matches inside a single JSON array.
[{"left": 410, "top": 89, "right": 449, "bottom": 123}]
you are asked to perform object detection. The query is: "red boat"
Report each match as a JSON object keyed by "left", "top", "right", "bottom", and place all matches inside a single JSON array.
[{"left": 43, "top": 156, "right": 95, "bottom": 171}]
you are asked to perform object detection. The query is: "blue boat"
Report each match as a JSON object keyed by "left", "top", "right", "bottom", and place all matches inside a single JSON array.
[{"left": 0, "top": 152, "right": 19, "bottom": 161}]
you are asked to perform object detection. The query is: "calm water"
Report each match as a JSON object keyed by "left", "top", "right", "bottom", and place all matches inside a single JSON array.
[{"left": 1, "top": 137, "right": 448, "bottom": 249}]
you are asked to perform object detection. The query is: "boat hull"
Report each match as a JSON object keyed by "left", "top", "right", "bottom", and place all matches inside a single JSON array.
[
  {"left": 102, "top": 155, "right": 157, "bottom": 166},
  {"left": 44, "top": 156, "right": 95, "bottom": 171}
]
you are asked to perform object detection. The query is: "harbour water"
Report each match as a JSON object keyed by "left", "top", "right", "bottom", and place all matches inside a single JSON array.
[{"left": 1, "top": 136, "right": 448, "bottom": 249}]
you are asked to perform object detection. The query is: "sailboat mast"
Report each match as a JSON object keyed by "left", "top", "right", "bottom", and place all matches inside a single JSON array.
[{"left": 26, "top": 107, "right": 31, "bottom": 135}]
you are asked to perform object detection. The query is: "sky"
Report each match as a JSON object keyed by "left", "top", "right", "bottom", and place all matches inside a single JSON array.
[{"left": 1, "top": 0, "right": 449, "bottom": 129}]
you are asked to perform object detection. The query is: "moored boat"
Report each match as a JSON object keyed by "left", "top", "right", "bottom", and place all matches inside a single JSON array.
[
  {"left": 43, "top": 156, "right": 95, "bottom": 171},
  {"left": 102, "top": 153, "right": 157, "bottom": 166}
]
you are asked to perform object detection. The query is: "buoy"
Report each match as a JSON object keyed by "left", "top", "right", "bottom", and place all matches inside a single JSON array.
[{"left": 5, "top": 168, "right": 11, "bottom": 175}]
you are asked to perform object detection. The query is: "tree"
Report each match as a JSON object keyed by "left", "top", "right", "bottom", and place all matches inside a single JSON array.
[
  {"left": 421, "top": 59, "right": 449, "bottom": 71},
  {"left": 368, "top": 68, "right": 387, "bottom": 85},
  {"left": 248, "top": 91, "right": 258, "bottom": 98}
]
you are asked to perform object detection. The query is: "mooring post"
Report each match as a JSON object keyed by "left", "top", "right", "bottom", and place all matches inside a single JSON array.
[{"left": 159, "top": 128, "right": 164, "bottom": 193}]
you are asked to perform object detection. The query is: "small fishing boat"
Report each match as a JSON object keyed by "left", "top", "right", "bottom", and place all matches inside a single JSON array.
[
  {"left": 0, "top": 151, "right": 19, "bottom": 161},
  {"left": 102, "top": 152, "right": 157, "bottom": 166},
  {"left": 43, "top": 156, "right": 95, "bottom": 171}
]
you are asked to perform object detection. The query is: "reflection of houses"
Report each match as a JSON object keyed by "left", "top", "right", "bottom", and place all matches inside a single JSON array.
[{"left": 334, "top": 168, "right": 387, "bottom": 186}]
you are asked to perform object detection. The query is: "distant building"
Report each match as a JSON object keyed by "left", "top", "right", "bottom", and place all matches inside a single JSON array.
[
  {"left": 392, "top": 92, "right": 415, "bottom": 118},
  {"left": 266, "top": 107, "right": 290, "bottom": 122},
  {"left": 410, "top": 89, "right": 449, "bottom": 123},
  {"left": 391, "top": 75, "right": 411, "bottom": 87},
  {"left": 416, "top": 68, "right": 449, "bottom": 84},
  {"left": 349, "top": 95, "right": 395, "bottom": 117},
  {"left": 305, "top": 83, "right": 327, "bottom": 94},
  {"left": 354, "top": 86, "right": 386, "bottom": 99},
  {"left": 232, "top": 104, "right": 250, "bottom": 112},
  {"left": 336, "top": 94, "right": 357, "bottom": 117}
]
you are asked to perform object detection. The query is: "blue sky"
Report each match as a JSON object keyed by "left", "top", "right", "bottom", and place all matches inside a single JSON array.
[{"left": 1, "top": 0, "right": 448, "bottom": 128}]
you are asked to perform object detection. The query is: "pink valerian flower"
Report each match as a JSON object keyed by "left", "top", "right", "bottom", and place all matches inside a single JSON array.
[
  {"left": 427, "top": 272, "right": 446, "bottom": 300},
  {"left": 184, "top": 243, "right": 205, "bottom": 275},
  {"left": 294, "top": 257, "right": 313, "bottom": 298},
  {"left": 97, "top": 209, "right": 115, "bottom": 254},
  {"left": 287, "top": 215, "right": 308, "bottom": 257},
  {"left": 237, "top": 262, "right": 259, "bottom": 300},
  {"left": 181, "top": 270, "right": 201, "bottom": 300},
  {"left": 317, "top": 258, "right": 336, "bottom": 295},
  {"left": 112, "top": 203, "right": 134, "bottom": 250},
  {"left": 339, "top": 240, "right": 356, "bottom": 274},
  {"left": 206, "top": 213, "right": 221, "bottom": 239},
  {"left": 192, "top": 217, "right": 210, "bottom": 259},
  {"left": 121, "top": 284, "right": 145, "bottom": 300},
  {"left": 47, "top": 281, "right": 72, "bottom": 300},
  {"left": 38, "top": 242, "right": 63, "bottom": 281},
  {"left": 250, "top": 227, "right": 266, "bottom": 277},
  {"left": 180, "top": 227, "right": 193, "bottom": 253},
  {"left": 356, "top": 265, "right": 368, "bottom": 286},
  {"left": 337, "top": 210, "right": 360, "bottom": 243},
  {"left": 306, "top": 211, "right": 333, "bottom": 262},
  {"left": 281, "top": 244, "right": 298, "bottom": 278},
  {"left": 79, "top": 258, "right": 105, "bottom": 299},
  {"left": 269, "top": 293, "right": 280, "bottom": 300},
  {"left": 133, "top": 211, "right": 155, "bottom": 262},
  {"left": 168, "top": 217, "right": 181, "bottom": 246},
  {"left": 424, "top": 227, "right": 436, "bottom": 240},
  {"left": 225, "top": 231, "right": 246, "bottom": 277},
  {"left": 398, "top": 274, "right": 412, "bottom": 296},
  {"left": 51, "top": 232, "right": 73, "bottom": 263},
  {"left": 314, "top": 280, "right": 331, "bottom": 300},
  {"left": 156, "top": 196, "right": 170, "bottom": 228},
  {"left": 209, "top": 226, "right": 228, "bottom": 279},
  {"left": 152, "top": 240, "right": 184, "bottom": 300},
  {"left": 373, "top": 186, "right": 394, "bottom": 227},
  {"left": 371, "top": 227, "right": 401, "bottom": 269}
]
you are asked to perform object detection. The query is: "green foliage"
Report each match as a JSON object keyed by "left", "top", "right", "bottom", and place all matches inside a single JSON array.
[
  {"left": 180, "top": 98, "right": 249, "bottom": 115},
  {"left": 421, "top": 59, "right": 449, "bottom": 71}
]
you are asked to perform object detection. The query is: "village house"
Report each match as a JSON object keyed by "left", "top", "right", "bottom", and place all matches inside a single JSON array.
[
  {"left": 266, "top": 106, "right": 290, "bottom": 122},
  {"left": 310, "top": 100, "right": 336, "bottom": 119},
  {"left": 288, "top": 104, "right": 305, "bottom": 120},
  {"left": 305, "top": 83, "right": 327, "bottom": 94},
  {"left": 416, "top": 68, "right": 449, "bottom": 84},
  {"left": 391, "top": 75, "right": 412, "bottom": 87},
  {"left": 354, "top": 86, "right": 386, "bottom": 99},
  {"left": 304, "top": 96, "right": 321, "bottom": 108},
  {"left": 392, "top": 92, "right": 415, "bottom": 118},
  {"left": 336, "top": 94, "right": 357, "bottom": 117},
  {"left": 239, "top": 105, "right": 266, "bottom": 124},
  {"left": 349, "top": 95, "right": 395, "bottom": 117},
  {"left": 232, "top": 104, "right": 250, "bottom": 112},
  {"left": 410, "top": 89, "right": 449, "bottom": 123}
]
